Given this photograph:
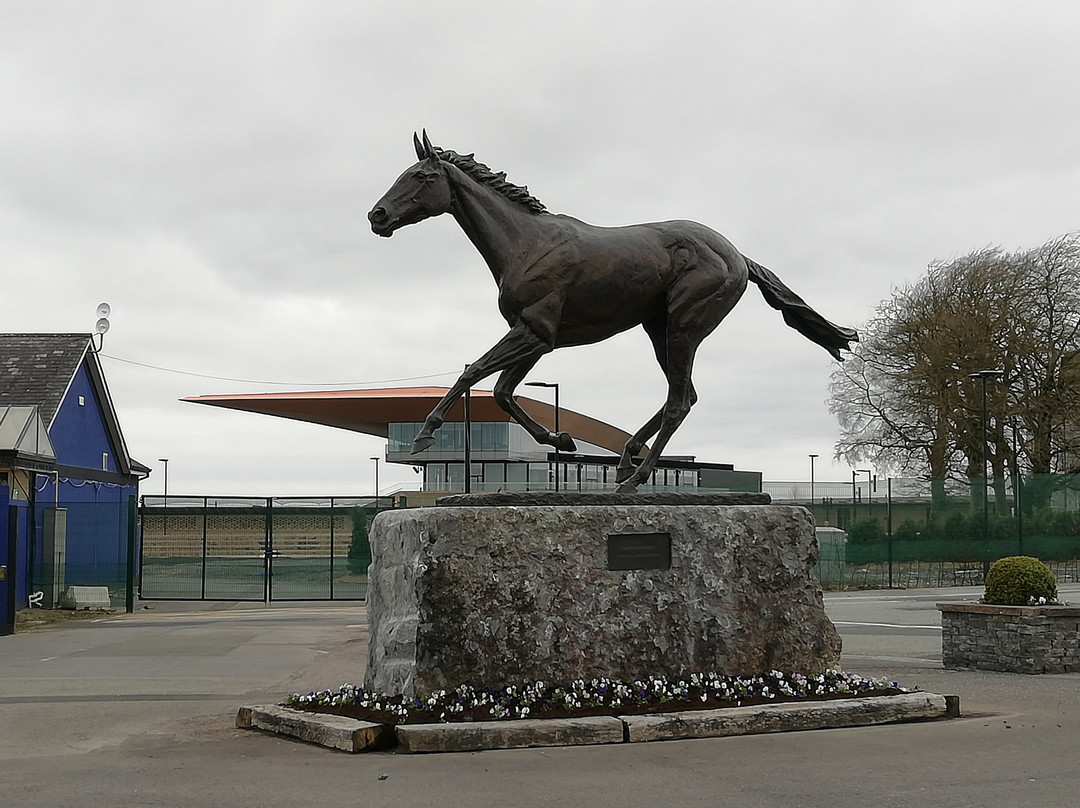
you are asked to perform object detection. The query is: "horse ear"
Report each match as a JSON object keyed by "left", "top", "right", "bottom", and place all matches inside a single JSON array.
[
  {"left": 413, "top": 132, "right": 426, "bottom": 161},
  {"left": 421, "top": 129, "right": 436, "bottom": 159}
]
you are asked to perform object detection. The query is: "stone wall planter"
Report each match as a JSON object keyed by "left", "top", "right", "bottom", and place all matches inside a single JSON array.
[{"left": 938, "top": 602, "right": 1080, "bottom": 674}]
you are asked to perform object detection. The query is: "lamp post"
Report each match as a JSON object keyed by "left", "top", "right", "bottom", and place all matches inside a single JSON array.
[
  {"left": 369, "top": 456, "right": 380, "bottom": 510},
  {"left": 852, "top": 468, "right": 871, "bottom": 519},
  {"left": 969, "top": 369, "right": 1004, "bottom": 571},
  {"left": 158, "top": 458, "right": 169, "bottom": 535},
  {"left": 808, "top": 453, "right": 819, "bottom": 504},
  {"left": 525, "top": 381, "right": 560, "bottom": 492},
  {"left": 463, "top": 363, "right": 472, "bottom": 494}
]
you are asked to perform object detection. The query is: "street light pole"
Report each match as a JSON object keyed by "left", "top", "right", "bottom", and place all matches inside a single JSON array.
[
  {"left": 369, "top": 456, "right": 380, "bottom": 510},
  {"left": 809, "top": 453, "right": 819, "bottom": 504},
  {"left": 855, "top": 470, "right": 872, "bottom": 520},
  {"left": 969, "top": 369, "right": 1004, "bottom": 569},
  {"left": 463, "top": 364, "right": 472, "bottom": 494},
  {"left": 525, "top": 381, "right": 561, "bottom": 492}
]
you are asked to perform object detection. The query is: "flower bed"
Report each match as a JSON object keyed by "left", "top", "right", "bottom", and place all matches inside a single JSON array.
[{"left": 284, "top": 670, "right": 907, "bottom": 725}]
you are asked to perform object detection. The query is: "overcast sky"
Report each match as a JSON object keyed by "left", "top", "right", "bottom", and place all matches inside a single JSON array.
[{"left": 3, "top": 1, "right": 1078, "bottom": 496}]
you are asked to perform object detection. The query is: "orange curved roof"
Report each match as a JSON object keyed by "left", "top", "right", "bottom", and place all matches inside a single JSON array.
[{"left": 183, "top": 387, "right": 635, "bottom": 455}]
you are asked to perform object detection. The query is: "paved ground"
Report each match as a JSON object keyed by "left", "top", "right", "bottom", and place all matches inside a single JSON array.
[{"left": 2, "top": 586, "right": 1079, "bottom": 807}]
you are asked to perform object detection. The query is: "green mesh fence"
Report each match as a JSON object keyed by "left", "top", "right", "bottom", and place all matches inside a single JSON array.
[
  {"left": 811, "top": 472, "right": 1080, "bottom": 589},
  {"left": 139, "top": 496, "right": 383, "bottom": 601}
]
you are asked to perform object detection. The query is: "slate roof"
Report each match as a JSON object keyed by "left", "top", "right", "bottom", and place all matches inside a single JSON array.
[
  {"left": 0, "top": 333, "right": 91, "bottom": 428},
  {"left": 0, "top": 333, "right": 148, "bottom": 479}
]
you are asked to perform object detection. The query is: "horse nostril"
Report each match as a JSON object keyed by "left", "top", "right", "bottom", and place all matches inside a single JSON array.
[{"left": 369, "top": 207, "right": 388, "bottom": 224}]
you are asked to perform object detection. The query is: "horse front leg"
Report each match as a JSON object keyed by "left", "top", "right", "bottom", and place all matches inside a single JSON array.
[
  {"left": 493, "top": 360, "right": 577, "bottom": 452},
  {"left": 411, "top": 324, "right": 553, "bottom": 454}
]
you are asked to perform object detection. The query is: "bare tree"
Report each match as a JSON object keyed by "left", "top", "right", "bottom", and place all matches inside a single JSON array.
[{"left": 829, "top": 234, "right": 1080, "bottom": 511}]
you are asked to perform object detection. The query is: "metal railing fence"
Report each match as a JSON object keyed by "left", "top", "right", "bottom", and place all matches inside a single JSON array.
[{"left": 139, "top": 495, "right": 391, "bottom": 601}]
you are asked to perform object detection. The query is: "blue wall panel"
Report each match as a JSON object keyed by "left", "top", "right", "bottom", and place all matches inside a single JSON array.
[{"left": 49, "top": 364, "right": 117, "bottom": 473}]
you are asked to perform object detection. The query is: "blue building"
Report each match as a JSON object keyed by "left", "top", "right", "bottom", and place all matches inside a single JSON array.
[{"left": 1, "top": 334, "right": 148, "bottom": 630}]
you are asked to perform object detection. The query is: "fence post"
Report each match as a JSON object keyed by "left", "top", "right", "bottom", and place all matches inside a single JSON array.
[
  {"left": 887, "top": 478, "right": 893, "bottom": 590},
  {"left": 201, "top": 497, "right": 208, "bottom": 600},
  {"left": 329, "top": 498, "right": 335, "bottom": 600},
  {"left": 125, "top": 495, "right": 136, "bottom": 613},
  {"left": 264, "top": 497, "right": 273, "bottom": 605},
  {"left": 3, "top": 504, "right": 16, "bottom": 636}
]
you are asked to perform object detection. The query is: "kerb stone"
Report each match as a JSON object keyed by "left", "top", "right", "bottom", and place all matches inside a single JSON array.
[
  {"left": 236, "top": 705, "right": 392, "bottom": 752},
  {"left": 621, "top": 692, "right": 948, "bottom": 742},
  {"left": 396, "top": 716, "right": 625, "bottom": 753}
]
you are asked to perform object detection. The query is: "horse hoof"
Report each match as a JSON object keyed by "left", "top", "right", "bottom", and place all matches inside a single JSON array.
[
  {"left": 614, "top": 466, "right": 634, "bottom": 484},
  {"left": 411, "top": 435, "right": 436, "bottom": 454},
  {"left": 614, "top": 481, "right": 639, "bottom": 494},
  {"left": 554, "top": 431, "right": 577, "bottom": 452}
]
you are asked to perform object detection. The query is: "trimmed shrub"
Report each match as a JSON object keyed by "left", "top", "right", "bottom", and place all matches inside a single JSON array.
[
  {"left": 983, "top": 556, "right": 1058, "bottom": 606},
  {"left": 845, "top": 517, "right": 884, "bottom": 545},
  {"left": 891, "top": 519, "right": 924, "bottom": 543}
]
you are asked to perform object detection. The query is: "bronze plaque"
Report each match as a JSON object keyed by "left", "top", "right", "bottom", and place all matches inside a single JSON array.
[{"left": 607, "top": 532, "right": 671, "bottom": 571}]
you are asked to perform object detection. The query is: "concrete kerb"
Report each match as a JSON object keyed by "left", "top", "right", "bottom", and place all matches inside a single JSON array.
[{"left": 237, "top": 691, "right": 958, "bottom": 754}]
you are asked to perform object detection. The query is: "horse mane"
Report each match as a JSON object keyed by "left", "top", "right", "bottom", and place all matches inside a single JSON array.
[{"left": 434, "top": 146, "right": 547, "bottom": 215}]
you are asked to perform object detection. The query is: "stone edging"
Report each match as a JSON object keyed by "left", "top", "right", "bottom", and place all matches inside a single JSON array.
[{"left": 237, "top": 692, "right": 956, "bottom": 754}]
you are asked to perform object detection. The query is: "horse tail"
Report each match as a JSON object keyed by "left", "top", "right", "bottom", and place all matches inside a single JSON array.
[{"left": 743, "top": 255, "right": 859, "bottom": 360}]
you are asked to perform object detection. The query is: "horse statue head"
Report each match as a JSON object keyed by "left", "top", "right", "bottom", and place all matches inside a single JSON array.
[{"left": 367, "top": 131, "right": 453, "bottom": 237}]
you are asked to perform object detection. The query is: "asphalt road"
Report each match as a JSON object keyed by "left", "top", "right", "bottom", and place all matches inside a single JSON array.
[{"left": 2, "top": 588, "right": 1079, "bottom": 808}]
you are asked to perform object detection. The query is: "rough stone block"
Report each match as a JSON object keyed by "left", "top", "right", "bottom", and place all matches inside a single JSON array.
[
  {"left": 236, "top": 705, "right": 392, "bottom": 752},
  {"left": 366, "top": 504, "right": 841, "bottom": 698},
  {"left": 621, "top": 693, "right": 949, "bottom": 742},
  {"left": 395, "top": 715, "right": 625, "bottom": 753}
]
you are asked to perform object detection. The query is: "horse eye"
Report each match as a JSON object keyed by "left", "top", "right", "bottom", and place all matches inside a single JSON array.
[{"left": 413, "top": 170, "right": 434, "bottom": 181}]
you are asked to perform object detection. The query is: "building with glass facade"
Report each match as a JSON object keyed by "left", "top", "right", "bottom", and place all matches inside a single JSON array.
[{"left": 187, "top": 387, "right": 761, "bottom": 498}]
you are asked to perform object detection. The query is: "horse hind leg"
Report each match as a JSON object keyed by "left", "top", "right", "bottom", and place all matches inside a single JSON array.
[
  {"left": 615, "top": 381, "right": 698, "bottom": 484},
  {"left": 616, "top": 286, "right": 726, "bottom": 491},
  {"left": 616, "top": 315, "right": 697, "bottom": 485},
  {"left": 615, "top": 409, "right": 661, "bottom": 483}
]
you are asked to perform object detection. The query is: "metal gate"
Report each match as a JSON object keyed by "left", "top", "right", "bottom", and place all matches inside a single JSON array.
[{"left": 138, "top": 496, "right": 388, "bottom": 601}]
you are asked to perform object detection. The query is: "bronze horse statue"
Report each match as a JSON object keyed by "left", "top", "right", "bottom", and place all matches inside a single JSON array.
[{"left": 369, "top": 132, "right": 857, "bottom": 493}]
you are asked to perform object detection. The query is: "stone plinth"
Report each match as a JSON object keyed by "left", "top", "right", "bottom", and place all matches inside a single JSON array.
[
  {"left": 939, "top": 602, "right": 1080, "bottom": 674},
  {"left": 365, "top": 504, "right": 841, "bottom": 698}
]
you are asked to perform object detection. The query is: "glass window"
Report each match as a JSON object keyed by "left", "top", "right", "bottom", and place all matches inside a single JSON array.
[
  {"left": 480, "top": 422, "right": 507, "bottom": 452},
  {"left": 426, "top": 463, "right": 447, "bottom": 491},
  {"left": 447, "top": 463, "right": 465, "bottom": 489},
  {"left": 389, "top": 422, "right": 422, "bottom": 453},
  {"left": 506, "top": 463, "right": 527, "bottom": 492},
  {"left": 439, "top": 423, "right": 462, "bottom": 453},
  {"left": 528, "top": 462, "right": 550, "bottom": 489},
  {"left": 483, "top": 463, "right": 505, "bottom": 484}
]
